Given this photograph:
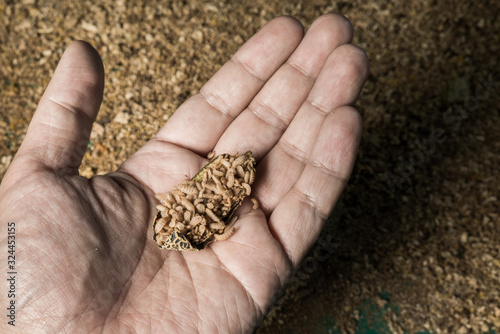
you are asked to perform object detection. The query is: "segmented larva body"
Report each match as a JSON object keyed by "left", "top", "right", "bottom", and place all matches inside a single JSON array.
[
  {"left": 226, "top": 168, "right": 235, "bottom": 188},
  {"left": 209, "top": 222, "right": 225, "bottom": 230},
  {"left": 189, "top": 215, "right": 203, "bottom": 227},
  {"left": 203, "top": 181, "right": 219, "bottom": 194},
  {"left": 242, "top": 183, "right": 251, "bottom": 196},
  {"left": 205, "top": 208, "right": 221, "bottom": 223},
  {"left": 155, "top": 217, "right": 169, "bottom": 233},
  {"left": 172, "top": 193, "right": 181, "bottom": 205},
  {"left": 214, "top": 227, "right": 235, "bottom": 241},
  {"left": 249, "top": 169, "right": 255, "bottom": 185},
  {"left": 177, "top": 184, "right": 198, "bottom": 196},
  {"left": 213, "top": 216, "right": 238, "bottom": 241},
  {"left": 169, "top": 210, "right": 181, "bottom": 222},
  {"left": 156, "top": 204, "right": 167, "bottom": 211},
  {"left": 180, "top": 197, "right": 196, "bottom": 213},
  {"left": 232, "top": 155, "right": 246, "bottom": 168},
  {"left": 212, "top": 169, "right": 225, "bottom": 177},
  {"left": 251, "top": 198, "right": 259, "bottom": 210},
  {"left": 236, "top": 165, "right": 245, "bottom": 178},
  {"left": 196, "top": 203, "right": 205, "bottom": 213}
]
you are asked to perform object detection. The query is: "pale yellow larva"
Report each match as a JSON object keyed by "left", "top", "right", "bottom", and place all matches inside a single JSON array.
[
  {"left": 195, "top": 181, "right": 203, "bottom": 191},
  {"left": 196, "top": 203, "right": 205, "bottom": 213},
  {"left": 183, "top": 211, "right": 191, "bottom": 223},
  {"left": 226, "top": 168, "right": 235, "bottom": 188},
  {"left": 156, "top": 204, "right": 168, "bottom": 212},
  {"left": 214, "top": 227, "right": 235, "bottom": 241},
  {"left": 154, "top": 217, "right": 169, "bottom": 233},
  {"left": 249, "top": 168, "right": 255, "bottom": 185},
  {"left": 232, "top": 155, "right": 246, "bottom": 168},
  {"left": 205, "top": 208, "right": 221, "bottom": 223},
  {"left": 180, "top": 197, "right": 196, "bottom": 213},
  {"left": 214, "top": 215, "right": 238, "bottom": 241},
  {"left": 235, "top": 165, "right": 244, "bottom": 178},
  {"left": 212, "top": 169, "right": 225, "bottom": 177},
  {"left": 189, "top": 215, "right": 203, "bottom": 227},
  {"left": 199, "top": 224, "right": 206, "bottom": 235},
  {"left": 211, "top": 173, "right": 222, "bottom": 187},
  {"left": 177, "top": 184, "right": 198, "bottom": 196},
  {"left": 242, "top": 183, "right": 251, "bottom": 196},
  {"left": 209, "top": 222, "right": 225, "bottom": 230},
  {"left": 251, "top": 198, "right": 259, "bottom": 210}
]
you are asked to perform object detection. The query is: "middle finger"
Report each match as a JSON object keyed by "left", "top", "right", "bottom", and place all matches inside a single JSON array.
[{"left": 212, "top": 14, "right": 354, "bottom": 159}]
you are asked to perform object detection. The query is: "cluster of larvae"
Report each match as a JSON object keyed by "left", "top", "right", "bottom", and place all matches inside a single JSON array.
[{"left": 152, "top": 151, "right": 257, "bottom": 251}]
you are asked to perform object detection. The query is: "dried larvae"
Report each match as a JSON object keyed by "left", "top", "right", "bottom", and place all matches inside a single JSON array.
[{"left": 152, "top": 151, "right": 256, "bottom": 251}]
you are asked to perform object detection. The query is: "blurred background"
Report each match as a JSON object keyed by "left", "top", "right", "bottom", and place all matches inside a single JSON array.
[{"left": 1, "top": 1, "right": 499, "bottom": 333}]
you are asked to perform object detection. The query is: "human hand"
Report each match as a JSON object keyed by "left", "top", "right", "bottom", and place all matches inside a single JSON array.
[{"left": 0, "top": 14, "right": 368, "bottom": 333}]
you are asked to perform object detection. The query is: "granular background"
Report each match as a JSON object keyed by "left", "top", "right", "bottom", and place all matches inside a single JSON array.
[{"left": 1, "top": 1, "right": 499, "bottom": 333}]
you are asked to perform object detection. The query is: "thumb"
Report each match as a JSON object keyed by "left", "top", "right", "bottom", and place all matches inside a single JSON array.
[{"left": 14, "top": 41, "right": 104, "bottom": 174}]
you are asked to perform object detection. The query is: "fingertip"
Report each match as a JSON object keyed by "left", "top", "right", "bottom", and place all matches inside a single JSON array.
[
  {"left": 314, "top": 106, "right": 363, "bottom": 174},
  {"left": 16, "top": 40, "right": 106, "bottom": 171},
  {"left": 260, "top": 15, "right": 305, "bottom": 46},
  {"left": 339, "top": 43, "right": 370, "bottom": 81},
  {"left": 272, "top": 15, "right": 305, "bottom": 35},
  {"left": 58, "top": 40, "right": 105, "bottom": 112}
]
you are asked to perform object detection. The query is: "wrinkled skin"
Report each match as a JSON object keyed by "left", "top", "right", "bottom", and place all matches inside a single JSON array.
[{"left": 0, "top": 14, "right": 368, "bottom": 333}]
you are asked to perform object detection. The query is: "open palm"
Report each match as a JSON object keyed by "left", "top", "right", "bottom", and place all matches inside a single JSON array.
[{"left": 0, "top": 15, "right": 368, "bottom": 333}]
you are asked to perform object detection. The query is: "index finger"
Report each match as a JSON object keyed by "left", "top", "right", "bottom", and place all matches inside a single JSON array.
[{"left": 154, "top": 16, "right": 304, "bottom": 156}]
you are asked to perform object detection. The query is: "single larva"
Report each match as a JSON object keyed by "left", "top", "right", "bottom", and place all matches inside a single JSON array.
[
  {"left": 249, "top": 169, "right": 255, "bottom": 184},
  {"left": 242, "top": 183, "right": 251, "bottom": 196},
  {"left": 152, "top": 152, "right": 256, "bottom": 251},
  {"left": 189, "top": 215, "right": 203, "bottom": 227},
  {"left": 232, "top": 155, "right": 246, "bottom": 168},
  {"left": 209, "top": 222, "right": 225, "bottom": 230},
  {"left": 180, "top": 197, "right": 196, "bottom": 213},
  {"left": 177, "top": 184, "right": 198, "bottom": 196},
  {"left": 155, "top": 217, "right": 168, "bottom": 233},
  {"left": 214, "top": 216, "right": 238, "bottom": 241},
  {"left": 251, "top": 198, "right": 259, "bottom": 210},
  {"left": 212, "top": 169, "right": 225, "bottom": 177},
  {"left": 213, "top": 227, "right": 235, "bottom": 241},
  {"left": 196, "top": 203, "right": 205, "bottom": 213},
  {"left": 236, "top": 165, "right": 245, "bottom": 178},
  {"left": 205, "top": 207, "right": 221, "bottom": 223},
  {"left": 226, "top": 168, "right": 235, "bottom": 188}
]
